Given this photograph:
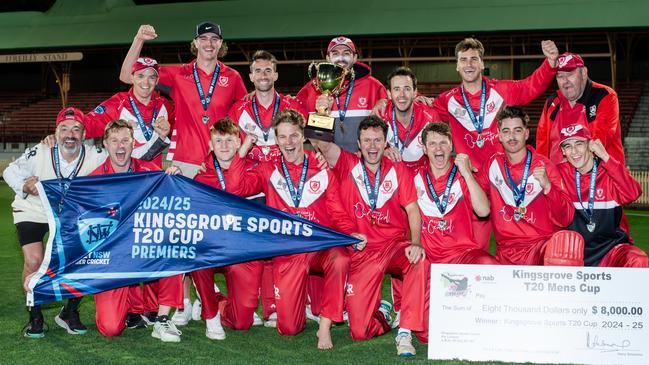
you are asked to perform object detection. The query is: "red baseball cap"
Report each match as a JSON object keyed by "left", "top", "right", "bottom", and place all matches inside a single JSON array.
[
  {"left": 559, "top": 123, "right": 591, "bottom": 145},
  {"left": 132, "top": 57, "right": 159, "bottom": 74},
  {"left": 327, "top": 36, "right": 356, "bottom": 54},
  {"left": 557, "top": 52, "right": 585, "bottom": 72},
  {"left": 56, "top": 107, "right": 85, "bottom": 127}
]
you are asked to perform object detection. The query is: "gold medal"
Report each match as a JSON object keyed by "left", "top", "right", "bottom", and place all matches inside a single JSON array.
[{"left": 518, "top": 205, "right": 526, "bottom": 215}]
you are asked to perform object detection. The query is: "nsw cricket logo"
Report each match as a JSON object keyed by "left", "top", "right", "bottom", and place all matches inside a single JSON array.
[
  {"left": 77, "top": 203, "right": 121, "bottom": 252},
  {"left": 441, "top": 272, "right": 471, "bottom": 297}
]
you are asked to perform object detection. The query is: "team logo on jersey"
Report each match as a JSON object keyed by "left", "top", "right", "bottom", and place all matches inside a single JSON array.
[
  {"left": 486, "top": 101, "right": 496, "bottom": 113},
  {"left": 77, "top": 203, "right": 121, "bottom": 253},
  {"left": 525, "top": 182, "right": 534, "bottom": 194},
  {"left": 417, "top": 134, "right": 423, "bottom": 147},
  {"left": 596, "top": 188, "right": 605, "bottom": 200},
  {"left": 589, "top": 105, "right": 597, "bottom": 118},
  {"left": 218, "top": 76, "right": 229, "bottom": 87},
  {"left": 453, "top": 107, "right": 467, "bottom": 118},
  {"left": 93, "top": 105, "right": 106, "bottom": 114},
  {"left": 357, "top": 97, "right": 368, "bottom": 108},
  {"left": 447, "top": 192, "right": 456, "bottom": 205},
  {"left": 381, "top": 180, "right": 394, "bottom": 194},
  {"left": 309, "top": 180, "right": 321, "bottom": 194}
]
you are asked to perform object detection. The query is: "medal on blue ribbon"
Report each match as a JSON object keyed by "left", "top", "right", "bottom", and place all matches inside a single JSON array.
[
  {"left": 251, "top": 92, "right": 281, "bottom": 143},
  {"left": 390, "top": 107, "right": 415, "bottom": 154},
  {"left": 503, "top": 149, "right": 532, "bottom": 221},
  {"left": 281, "top": 155, "right": 309, "bottom": 208},
  {"left": 425, "top": 165, "right": 457, "bottom": 230},
  {"left": 213, "top": 155, "right": 227, "bottom": 190},
  {"left": 193, "top": 62, "right": 220, "bottom": 125},
  {"left": 460, "top": 80, "right": 487, "bottom": 148},
  {"left": 576, "top": 158, "right": 598, "bottom": 232},
  {"left": 360, "top": 160, "right": 381, "bottom": 225},
  {"left": 128, "top": 96, "right": 157, "bottom": 141},
  {"left": 334, "top": 72, "right": 355, "bottom": 131}
]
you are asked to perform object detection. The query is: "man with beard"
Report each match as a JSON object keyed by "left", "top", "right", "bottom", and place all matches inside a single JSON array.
[
  {"left": 433, "top": 38, "right": 560, "bottom": 250},
  {"left": 230, "top": 50, "right": 307, "bottom": 163},
  {"left": 556, "top": 124, "right": 647, "bottom": 267},
  {"left": 4, "top": 107, "right": 106, "bottom": 338},
  {"left": 297, "top": 36, "right": 387, "bottom": 152},
  {"left": 379, "top": 67, "right": 441, "bottom": 169},
  {"left": 86, "top": 57, "right": 172, "bottom": 168},
  {"left": 477, "top": 106, "right": 583, "bottom": 266},
  {"left": 90, "top": 120, "right": 183, "bottom": 342},
  {"left": 227, "top": 109, "right": 364, "bottom": 350},
  {"left": 120, "top": 22, "right": 247, "bottom": 178},
  {"left": 311, "top": 116, "right": 427, "bottom": 357},
  {"left": 537, "top": 53, "right": 625, "bottom": 165}
]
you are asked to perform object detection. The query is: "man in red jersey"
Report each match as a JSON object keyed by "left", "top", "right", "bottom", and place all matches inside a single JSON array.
[
  {"left": 415, "top": 122, "right": 496, "bottom": 264},
  {"left": 188, "top": 118, "right": 265, "bottom": 341},
  {"left": 537, "top": 53, "right": 625, "bottom": 165},
  {"left": 433, "top": 38, "right": 560, "bottom": 249},
  {"left": 90, "top": 120, "right": 183, "bottom": 342},
  {"left": 379, "top": 66, "right": 441, "bottom": 169},
  {"left": 86, "top": 57, "right": 172, "bottom": 168},
  {"left": 297, "top": 36, "right": 388, "bottom": 152},
  {"left": 478, "top": 106, "right": 584, "bottom": 266},
  {"left": 230, "top": 50, "right": 307, "bottom": 163},
  {"left": 227, "top": 109, "right": 364, "bottom": 350},
  {"left": 556, "top": 124, "right": 647, "bottom": 267},
  {"left": 120, "top": 22, "right": 247, "bottom": 178},
  {"left": 311, "top": 116, "right": 427, "bottom": 357}
]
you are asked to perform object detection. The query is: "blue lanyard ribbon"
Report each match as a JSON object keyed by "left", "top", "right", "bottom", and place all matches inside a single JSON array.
[
  {"left": 575, "top": 158, "right": 598, "bottom": 221},
  {"left": 212, "top": 155, "right": 226, "bottom": 190},
  {"left": 460, "top": 80, "right": 487, "bottom": 134},
  {"left": 425, "top": 165, "right": 457, "bottom": 214},
  {"left": 192, "top": 62, "right": 221, "bottom": 112},
  {"left": 360, "top": 161, "right": 381, "bottom": 211},
  {"left": 281, "top": 155, "right": 309, "bottom": 208},
  {"left": 52, "top": 144, "right": 85, "bottom": 213},
  {"left": 334, "top": 74, "right": 355, "bottom": 122},
  {"left": 503, "top": 149, "right": 532, "bottom": 207},
  {"left": 390, "top": 107, "right": 415, "bottom": 153},
  {"left": 52, "top": 144, "right": 85, "bottom": 180},
  {"left": 251, "top": 92, "right": 280, "bottom": 142},
  {"left": 128, "top": 96, "right": 157, "bottom": 141}
]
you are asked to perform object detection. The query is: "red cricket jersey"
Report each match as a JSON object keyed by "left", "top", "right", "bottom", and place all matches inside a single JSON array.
[
  {"left": 478, "top": 146, "right": 574, "bottom": 264},
  {"left": 433, "top": 60, "right": 556, "bottom": 169},
  {"left": 159, "top": 60, "right": 247, "bottom": 165},
  {"left": 414, "top": 160, "right": 482, "bottom": 262},
  {"left": 557, "top": 156, "right": 641, "bottom": 266},
  {"left": 227, "top": 151, "right": 356, "bottom": 234},
  {"left": 228, "top": 92, "right": 307, "bottom": 163},
  {"left": 85, "top": 90, "right": 174, "bottom": 168},
  {"left": 333, "top": 150, "right": 417, "bottom": 250},
  {"left": 379, "top": 100, "right": 441, "bottom": 169}
]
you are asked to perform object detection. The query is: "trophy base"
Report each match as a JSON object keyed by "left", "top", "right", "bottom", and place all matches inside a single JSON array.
[{"left": 305, "top": 114, "right": 335, "bottom": 142}]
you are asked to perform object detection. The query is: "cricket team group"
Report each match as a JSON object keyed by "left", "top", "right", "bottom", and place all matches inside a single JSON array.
[{"left": 4, "top": 21, "right": 648, "bottom": 357}]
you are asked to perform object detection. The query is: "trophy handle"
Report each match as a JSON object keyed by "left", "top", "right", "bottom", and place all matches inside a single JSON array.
[{"left": 308, "top": 62, "right": 318, "bottom": 80}]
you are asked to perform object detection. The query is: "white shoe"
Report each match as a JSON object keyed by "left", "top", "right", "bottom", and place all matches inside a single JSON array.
[
  {"left": 395, "top": 332, "right": 416, "bottom": 357},
  {"left": 152, "top": 317, "right": 182, "bottom": 343},
  {"left": 171, "top": 299, "right": 192, "bottom": 326},
  {"left": 263, "top": 312, "right": 277, "bottom": 328},
  {"left": 191, "top": 299, "right": 202, "bottom": 321},
  {"left": 252, "top": 312, "right": 263, "bottom": 326},
  {"left": 379, "top": 300, "right": 393, "bottom": 325},
  {"left": 343, "top": 310, "right": 349, "bottom": 323},
  {"left": 305, "top": 305, "right": 320, "bottom": 324},
  {"left": 205, "top": 313, "right": 226, "bottom": 340},
  {"left": 391, "top": 310, "right": 401, "bottom": 329}
]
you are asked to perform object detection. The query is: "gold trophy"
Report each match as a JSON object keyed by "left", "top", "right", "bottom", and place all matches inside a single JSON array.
[{"left": 304, "top": 62, "right": 348, "bottom": 142}]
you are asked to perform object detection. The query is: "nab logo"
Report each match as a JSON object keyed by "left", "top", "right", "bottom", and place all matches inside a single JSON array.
[{"left": 77, "top": 203, "right": 121, "bottom": 253}]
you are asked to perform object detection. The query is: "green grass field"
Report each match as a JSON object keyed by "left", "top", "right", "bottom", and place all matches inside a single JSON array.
[{"left": 0, "top": 183, "right": 647, "bottom": 365}]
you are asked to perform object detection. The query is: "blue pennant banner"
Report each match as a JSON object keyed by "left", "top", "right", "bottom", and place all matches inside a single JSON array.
[{"left": 27, "top": 171, "right": 358, "bottom": 305}]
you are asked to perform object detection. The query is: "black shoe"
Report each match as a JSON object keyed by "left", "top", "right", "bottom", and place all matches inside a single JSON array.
[
  {"left": 54, "top": 307, "right": 88, "bottom": 335},
  {"left": 141, "top": 311, "right": 158, "bottom": 326},
  {"left": 126, "top": 313, "right": 147, "bottom": 329},
  {"left": 23, "top": 316, "right": 46, "bottom": 339}
]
